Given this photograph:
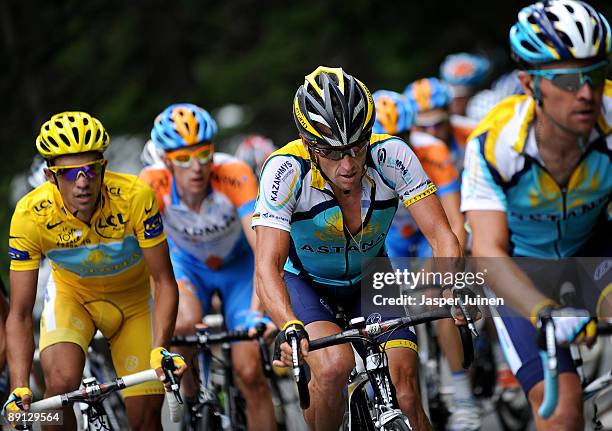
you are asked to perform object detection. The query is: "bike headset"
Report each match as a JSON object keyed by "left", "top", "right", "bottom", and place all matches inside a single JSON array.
[
  {"left": 292, "top": 66, "right": 376, "bottom": 195},
  {"left": 35, "top": 111, "right": 110, "bottom": 217}
]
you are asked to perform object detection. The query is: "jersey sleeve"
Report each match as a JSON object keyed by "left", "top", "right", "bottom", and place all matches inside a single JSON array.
[
  {"left": 460, "top": 137, "right": 507, "bottom": 212},
  {"left": 9, "top": 204, "right": 42, "bottom": 271},
  {"left": 251, "top": 155, "right": 301, "bottom": 232},
  {"left": 138, "top": 167, "right": 171, "bottom": 214},
  {"left": 211, "top": 161, "right": 259, "bottom": 218},
  {"left": 412, "top": 143, "right": 460, "bottom": 196},
  {"left": 130, "top": 178, "right": 167, "bottom": 248},
  {"left": 373, "top": 137, "right": 437, "bottom": 208}
]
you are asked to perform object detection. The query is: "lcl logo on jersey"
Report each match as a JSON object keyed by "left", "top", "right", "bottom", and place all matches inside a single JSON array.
[
  {"left": 95, "top": 213, "right": 128, "bottom": 238},
  {"left": 33, "top": 199, "right": 53, "bottom": 215}
]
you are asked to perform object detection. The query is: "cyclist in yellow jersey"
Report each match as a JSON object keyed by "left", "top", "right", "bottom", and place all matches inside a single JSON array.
[{"left": 4, "top": 112, "right": 185, "bottom": 431}]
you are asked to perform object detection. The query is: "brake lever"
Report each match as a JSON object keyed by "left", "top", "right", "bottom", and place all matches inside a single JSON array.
[
  {"left": 162, "top": 355, "right": 184, "bottom": 405},
  {"left": 454, "top": 288, "right": 479, "bottom": 337}
]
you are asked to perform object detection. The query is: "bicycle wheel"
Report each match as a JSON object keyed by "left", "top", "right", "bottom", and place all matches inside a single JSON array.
[
  {"left": 197, "top": 403, "right": 222, "bottom": 431},
  {"left": 385, "top": 416, "right": 412, "bottom": 431}
]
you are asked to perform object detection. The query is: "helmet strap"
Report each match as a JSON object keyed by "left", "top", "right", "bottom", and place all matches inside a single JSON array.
[{"left": 534, "top": 76, "right": 543, "bottom": 107}]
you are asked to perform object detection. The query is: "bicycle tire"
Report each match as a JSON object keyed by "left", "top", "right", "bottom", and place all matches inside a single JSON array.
[
  {"left": 197, "top": 403, "right": 222, "bottom": 431},
  {"left": 385, "top": 416, "right": 412, "bottom": 431},
  {"left": 496, "top": 389, "right": 531, "bottom": 431}
]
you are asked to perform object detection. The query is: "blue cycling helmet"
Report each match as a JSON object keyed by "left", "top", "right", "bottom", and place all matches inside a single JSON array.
[
  {"left": 510, "top": 0, "right": 611, "bottom": 65},
  {"left": 151, "top": 103, "right": 218, "bottom": 151},
  {"left": 404, "top": 78, "right": 452, "bottom": 112},
  {"left": 372, "top": 90, "right": 416, "bottom": 135},
  {"left": 440, "top": 53, "right": 491, "bottom": 87}
]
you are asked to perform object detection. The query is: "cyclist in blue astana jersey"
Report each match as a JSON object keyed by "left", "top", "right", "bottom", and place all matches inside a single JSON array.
[
  {"left": 253, "top": 66, "right": 464, "bottom": 431},
  {"left": 461, "top": 1, "right": 611, "bottom": 429},
  {"left": 140, "top": 104, "right": 277, "bottom": 431}
]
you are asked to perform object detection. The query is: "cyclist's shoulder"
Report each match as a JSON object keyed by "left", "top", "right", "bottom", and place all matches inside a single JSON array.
[
  {"left": 13, "top": 181, "right": 57, "bottom": 218},
  {"left": 599, "top": 80, "right": 612, "bottom": 134},
  {"left": 139, "top": 165, "right": 172, "bottom": 195},
  {"left": 210, "top": 152, "right": 255, "bottom": 179},
  {"left": 466, "top": 95, "right": 533, "bottom": 163},
  {"left": 104, "top": 170, "right": 152, "bottom": 201},
  {"left": 259, "top": 139, "right": 308, "bottom": 179}
]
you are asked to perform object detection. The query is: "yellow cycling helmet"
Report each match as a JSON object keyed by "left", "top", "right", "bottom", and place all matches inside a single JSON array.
[{"left": 36, "top": 111, "right": 110, "bottom": 160}]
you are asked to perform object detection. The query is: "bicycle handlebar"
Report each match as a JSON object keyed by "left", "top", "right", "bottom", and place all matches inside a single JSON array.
[
  {"left": 538, "top": 320, "right": 612, "bottom": 419},
  {"left": 28, "top": 367, "right": 183, "bottom": 423},
  {"left": 171, "top": 325, "right": 267, "bottom": 347},
  {"left": 294, "top": 306, "right": 476, "bottom": 411}
]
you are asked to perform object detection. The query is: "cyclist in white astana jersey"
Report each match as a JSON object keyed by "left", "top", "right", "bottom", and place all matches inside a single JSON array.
[
  {"left": 253, "top": 66, "right": 464, "bottom": 431},
  {"left": 461, "top": 1, "right": 611, "bottom": 430}
]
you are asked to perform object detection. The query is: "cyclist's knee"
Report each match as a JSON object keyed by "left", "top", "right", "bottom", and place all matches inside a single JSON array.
[
  {"left": 126, "top": 395, "right": 163, "bottom": 431},
  {"left": 309, "top": 348, "right": 354, "bottom": 391},
  {"left": 234, "top": 351, "right": 266, "bottom": 388},
  {"left": 43, "top": 373, "right": 81, "bottom": 396},
  {"left": 174, "top": 302, "right": 202, "bottom": 335},
  {"left": 528, "top": 374, "right": 584, "bottom": 431}
]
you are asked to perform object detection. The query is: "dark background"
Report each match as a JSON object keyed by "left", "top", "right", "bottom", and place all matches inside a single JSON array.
[{"left": 1, "top": 0, "right": 611, "bottom": 285}]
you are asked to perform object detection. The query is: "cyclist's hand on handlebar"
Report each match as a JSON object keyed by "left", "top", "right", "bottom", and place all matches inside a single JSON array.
[
  {"left": 150, "top": 347, "right": 187, "bottom": 388},
  {"left": 535, "top": 306, "right": 597, "bottom": 347},
  {"left": 245, "top": 310, "right": 277, "bottom": 343},
  {"left": 2, "top": 387, "right": 32, "bottom": 421},
  {"left": 273, "top": 320, "right": 309, "bottom": 368},
  {"left": 444, "top": 287, "right": 482, "bottom": 325}
]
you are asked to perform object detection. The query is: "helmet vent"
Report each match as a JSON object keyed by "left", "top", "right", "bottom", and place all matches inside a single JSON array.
[
  {"left": 72, "top": 127, "right": 79, "bottom": 142},
  {"left": 83, "top": 117, "right": 89, "bottom": 126},
  {"left": 47, "top": 136, "right": 59, "bottom": 148},
  {"left": 558, "top": 31, "right": 573, "bottom": 47},
  {"left": 59, "top": 133, "right": 71, "bottom": 147},
  {"left": 546, "top": 11, "right": 558, "bottom": 22},
  {"left": 95, "top": 129, "right": 101, "bottom": 144},
  {"left": 68, "top": 116, "right": 74, "bottom": 122},
  {"left": 195, "top": 122, "right": 200, "bottom": 135},
  {"left": 565, "top": 3, "right": 574, "bottom": 14},
  {"left": 84, "top": 130, "right": 91, "bottom": 145},
  {"left": 39, "top": 142, "right": 50, "bottom": 152},
  {"left": 592, "top": 24, "right": 599, "bottom": 45},
  {"left": 576, "top": 21, "right": 584, "bottom": 40},
  {"left": 55, "top": 121, "right": 63, "bottom": 129},
  {"left": 521, "top": 40, "right": 536, "bottom": 52}
]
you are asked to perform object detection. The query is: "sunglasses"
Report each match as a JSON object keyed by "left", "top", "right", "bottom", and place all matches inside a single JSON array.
[
  {"left": 166, "top": 145, "right": 213, "bottom": 168},
  {"left": 48, "top": 159, "right": 107, "bottom": 181},
  {"left": 527, "top": 60, "right": 609, "bottom": 92},
  {"left": 310, "top": 138, "right": 369, "bottom": 161}
]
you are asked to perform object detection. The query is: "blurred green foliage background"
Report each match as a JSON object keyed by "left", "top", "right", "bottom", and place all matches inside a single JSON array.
[{"left": 1, "top": 0, "right": 611, "bottom": 287}]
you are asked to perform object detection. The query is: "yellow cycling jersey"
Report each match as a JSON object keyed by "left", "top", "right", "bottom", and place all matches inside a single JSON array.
[{"left": 9, "top": 171, "right": 166, "bottom": 292}]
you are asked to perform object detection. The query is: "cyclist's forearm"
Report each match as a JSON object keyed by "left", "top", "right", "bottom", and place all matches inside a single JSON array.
[
  {"left": 255, "top": 267, "right": 296, "bottom": 326},
  {"left": 152, "top": 278, "right": 178, "bottom": 348},
  {"left": 6, "top": 313, "right": 35, "bottom": 388},
  {"left": 472, "top": 246, "right": 551, "bottom": 318}
]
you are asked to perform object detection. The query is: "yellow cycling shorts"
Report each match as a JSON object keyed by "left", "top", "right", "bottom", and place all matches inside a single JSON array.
[{"left": 39, "top": 276, "right": 163, "bottom": 398}]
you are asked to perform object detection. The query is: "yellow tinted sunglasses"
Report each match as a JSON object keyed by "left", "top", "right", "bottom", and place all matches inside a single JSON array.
[{"left": 166, "top": 145, "right": 213, "bottom": 168}]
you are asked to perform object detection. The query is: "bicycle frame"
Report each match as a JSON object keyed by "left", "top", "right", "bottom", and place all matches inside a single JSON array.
[
  {"left": 289, "top": 307, "right": 475, "bottom": 431},
  {"left": 172, "top": 323, "right": 268, "bottom": 430},
  {"left": 345, "top": 323, "right": 406, "bottom": 430}
]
